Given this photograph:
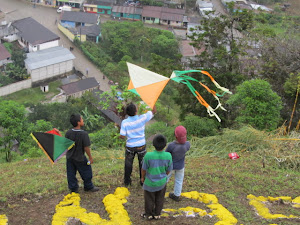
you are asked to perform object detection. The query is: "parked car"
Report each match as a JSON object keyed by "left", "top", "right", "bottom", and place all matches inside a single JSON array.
[{"left": 57, "top": 5, "right": 72, "bottom": 13}]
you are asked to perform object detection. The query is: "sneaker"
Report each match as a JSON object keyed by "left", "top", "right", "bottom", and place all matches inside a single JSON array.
[
  {"left": 153, "top": 215, "right": 161, "bottom": 220},
  {"left": 70, "top": 189, "right": 79, "bottom": 194},
  {"left": 84, "top": 187, "right": 99, "bottom": 192},
  {"left": 169, "top": 192, "right": 180, "bottom": 202},
  {"left": 140, "top": 213, "right": 153, "bottom": 220}
]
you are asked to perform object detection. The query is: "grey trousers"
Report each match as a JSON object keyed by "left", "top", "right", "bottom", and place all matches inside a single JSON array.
[{"left": 144, "top": 185, "right": 167, "bottom": 217}]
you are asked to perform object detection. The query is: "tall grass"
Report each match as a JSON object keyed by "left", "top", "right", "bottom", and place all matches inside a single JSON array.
[{"left": 188, "top": 126, "right": 300, "bottom": 170}]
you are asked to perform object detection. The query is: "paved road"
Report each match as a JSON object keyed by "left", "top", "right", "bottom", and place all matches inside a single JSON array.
[{"left": 0, "top": 0, "right": 111, "bottom": 91}]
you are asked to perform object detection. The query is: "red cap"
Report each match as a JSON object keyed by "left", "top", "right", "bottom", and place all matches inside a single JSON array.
[{"left": 175, "top": 126, "right": 187, "bottom": 144}]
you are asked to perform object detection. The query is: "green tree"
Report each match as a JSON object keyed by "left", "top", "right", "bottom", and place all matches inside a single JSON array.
[
  {"left": 148, "top": 53, "right": 183, "bottom": 76},
  {"left": 0, "top": 100, "right": 27, "bottom": 161},
  {"left": 176, "top": 6, "right": 254, "bottom": 122},
  {"left": 227, "top": 79, "right": 283, "bottom": 130},
  {"left": 0, "top": 72, "right": 15, "bottom": 86},
  {"left": 81, "top": 106, "right": 105, "bottom": 132},
  {"left": 11, "top": 46, "right": 26, "bottom": 68},
  {"left": 5, "top": 63, "right": 29, "bottom": 81},
  {"left": 98, "top": 85, "right": 142, "bottom": 123},
  {"left": 150, "top": 34, "right": 179, "bottom": 59}
]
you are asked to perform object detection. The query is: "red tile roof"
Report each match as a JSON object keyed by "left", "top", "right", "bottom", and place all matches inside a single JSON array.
[{"left": 0, "top": 43, "right": 11, "bottom": 61}]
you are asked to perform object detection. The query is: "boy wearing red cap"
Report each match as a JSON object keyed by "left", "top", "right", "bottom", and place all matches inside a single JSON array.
[{"left": 166, "top": 125, "right": 190, "bottom": 201}]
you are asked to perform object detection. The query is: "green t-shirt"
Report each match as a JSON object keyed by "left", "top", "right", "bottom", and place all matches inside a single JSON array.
[{"left": 142, "top": 150, "right": 173, "bottom": 192}]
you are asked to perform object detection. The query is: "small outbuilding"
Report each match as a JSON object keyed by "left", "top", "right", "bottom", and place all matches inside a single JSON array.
[
  {"left": 61, "top": 77, "right": 100, "bottom": 99},
  {"left": 25, "top": 46, "right": 75, "bottom": 83}
]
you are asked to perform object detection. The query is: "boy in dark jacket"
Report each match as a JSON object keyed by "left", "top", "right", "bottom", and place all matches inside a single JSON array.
[
  {"left": 166, "top": 125, "right": 190, "bottom": 201},
  {"left": 65, "top": 113, "right": 99, "bottom": 193}
]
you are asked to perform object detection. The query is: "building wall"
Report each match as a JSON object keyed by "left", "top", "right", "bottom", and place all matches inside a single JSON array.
[
  {"left": 97, "top": 6, "right": 112, "bottom": 15},
  {"left": 0, "top": 59, "right": 12, "bottom": 67},
  {"left": 0, "top": 79, "right": 32, "bottom": 97},
  {"left": 84, "top": 5, "right": 112, "bottom": 14},
  {"left": 143, "top": 17, "right": 160, "bottom": 24},
  {"left": 30, "top": 59, "right": 74, "bottom": 83},
  {"left": 2, "top": 34, "right": 18, "bottom": 42},
  {"left": 61, "top": 21, "right": 76, "bottom": 28},
  {"left": 58, "top": 23, "right": 87, "bottom": 42},
  {"left": 161, "top": 20, "right": 182, "bottom": 27},
  {"left": 83, "top": 4, "right": 98, "bottom": 13},
  {"left": 112, "top": 12, "right": 141, "bottom": 20},
  {"left": 58, "top": 23, "right": 75, "bottom": 41}
]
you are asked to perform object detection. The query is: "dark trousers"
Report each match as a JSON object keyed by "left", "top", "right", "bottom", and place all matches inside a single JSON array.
[
  {"left": 144, "top": 185, "right": 167, "bottom": 217},
  {"left": 66, "top": 158, "right": 94, "bottom": 192},
  {"left": 124, "top": 145, "right": 146, "bottom": 185}
]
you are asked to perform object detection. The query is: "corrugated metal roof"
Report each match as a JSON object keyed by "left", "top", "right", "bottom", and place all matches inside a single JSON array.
[
  {"left": 61, "top": 77, "right": 99, "bottom": 95},
  {"left": 161, "top": 7, "right": 185, "bottom": 14},
  {"left": 0, "top": 43, "right": 11, "bottom": 61},
  {"left": 112, "top": 6, "right": 142, "bottom": 14},
  {"left": 61, "top": 11, "right": 99, "bottom": 24},
  {"left": 161, "top": 12, "right": 183, "bottom": 21},
  {"left": 25, "top": 46, "right": 75, "bottom": 70},
  {"left": 112, "top": 6, "right": 134, "bottom": 14},
  {"left": 196, "top": 0, "right": 213, "bottom": 8},
  {"left": 12, "top": 17, "right": 60, "bottom": 45},
  {"left": 142, "top": 6, "right": 185, "bottom": 18},
  {"left": 69, "top": 24, "right": 101, "bottom": 36}
]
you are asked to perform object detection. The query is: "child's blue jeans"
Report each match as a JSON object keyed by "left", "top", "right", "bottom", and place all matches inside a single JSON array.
[{"left": 167, "top": 168, "right": 185, "bottom": 197}]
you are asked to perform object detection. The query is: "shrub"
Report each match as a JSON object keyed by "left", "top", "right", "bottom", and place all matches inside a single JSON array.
[
  {"left": 89, "top": 123, "right": 123, "bottom": 149},
  {"left": 145, "top": 122, "right": 175, "bottom": 144},
  {"left": 227, "top": 79, "right": 282, "bottom": 131},
  {"left": 182, "top": 115, "right": 219, "bottom": 138}
]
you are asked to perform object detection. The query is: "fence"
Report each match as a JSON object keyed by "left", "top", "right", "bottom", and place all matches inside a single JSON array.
[{"left": 0, "top": 79, "right": 32, "bottom": 97}]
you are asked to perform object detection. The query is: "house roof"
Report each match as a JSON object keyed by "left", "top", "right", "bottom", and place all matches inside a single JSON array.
[
  {"left": 142, "top": 6, "right": 185, "bottom": 19},
  {"left": 161, "top": 12, "right": 183, "bottom": 21},
  {"left": 61, "top": 77, "right": 99, "bottom": 95},
  {"left": 112, "top": 6, "right": 142, "bottom": 15},
  {"left": 61, "top": 11, "right": 99, "bottom": 24},
  {"left": 70, "top": 24, "right": 101, "bottom": 36},
  {"left": 187, "top": 16, "right": 201, "bottom": 24},
  {"left": 142, "top": 6, "right": 162, "bottom": 18},
  {"left": 92, "top": 89, "right": 122, "bottom": 126},
  {"left": 180, "top": 40, "right": 205, "bottom": 57},
  {"left": 84, "top": 0, "right": 115, "bottom": 6},
  {"left": 0, "top": 43, "right": 11, "bottom": 61},
  {"left": 161, "top": 7, "right": 185, "bottom": 15},
  {"left": 12, "top": 17, "right": 60, "bottom": 45},
  {"left": 25, "top": 46, "right": 75, "bottom": 70},
  {"left": 0, "top": 23, "right": 17, "bottom": 37},
  {"left": 196, "top": 0, "right": 213, "bottom": 8}
]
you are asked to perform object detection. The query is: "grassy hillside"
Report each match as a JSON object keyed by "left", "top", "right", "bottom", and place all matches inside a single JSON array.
[{"left": 0, "top": 138, "right": 299, "bottom": 224}]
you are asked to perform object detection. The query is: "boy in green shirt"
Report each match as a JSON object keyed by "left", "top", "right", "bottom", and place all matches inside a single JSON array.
[{"left": 141, "top": 134, "right": 173, "bottom": 220}]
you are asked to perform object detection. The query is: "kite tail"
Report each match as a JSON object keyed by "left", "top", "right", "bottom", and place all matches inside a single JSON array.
[
  {"left": 195, "top": 91, "right": 221, "bottom": 122},
  {"left": 201, "top": 71, "right": 232, "bottom": 94},
  {"left": 199, "top": 82, "right": 227, "bottom": 112}
]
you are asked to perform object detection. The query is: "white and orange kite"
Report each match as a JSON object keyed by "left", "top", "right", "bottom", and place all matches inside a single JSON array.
[{"left": 127, "top": 62, "right": 232, "bottom": 122}]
